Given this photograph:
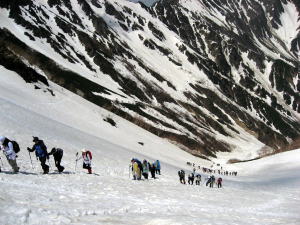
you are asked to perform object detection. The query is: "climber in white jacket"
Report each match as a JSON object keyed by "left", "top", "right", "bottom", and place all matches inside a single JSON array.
[{"left": 0, "top": 136, "right": 19, "bottom": 173}]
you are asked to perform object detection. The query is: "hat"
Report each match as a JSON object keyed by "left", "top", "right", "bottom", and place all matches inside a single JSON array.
[
  {"left": 0, "top": 136, "right": 5, "bottom": 144},
  {"left": 33, "top": 136, "right": 39, "bottom": 142},
  {"left": 81, "top": 149, "right": 87, "bottom": 153}
]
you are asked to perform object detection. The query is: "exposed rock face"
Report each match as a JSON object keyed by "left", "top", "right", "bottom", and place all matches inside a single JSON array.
[{"left": 0, "top": 0, "right": 299, "bottom": 159}]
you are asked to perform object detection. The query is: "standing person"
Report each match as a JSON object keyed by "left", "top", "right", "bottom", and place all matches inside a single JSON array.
[
  {"left": 210, "top": 175, "right": 215, "bottom": 188},
  {"left": 217, "top": 177, "right": 223, "bottom": 188},
  {"left": 0, "top": 136, "right": 19, "bottom": 173},
  {"left": 133, "top": 161, "right": 141, "bottom": 180},
  {"left": 155, "top": 160, "right": 161, "bottom": 175},
  {"left": 131, "top": 158, "right": 143, "bottom": 180},
  {"left": 27, "top": 137, "right": 49, "bottom": 174},
  {"left": 195, "top": 174, "right": 201, "bottom": 185},
  {"left": 149, "top": 162, "right": 156, "bottom": 179},
  {"left": 130, "top": 159, "right": 136, "bottom": 180},
  {"left": 188, "top": 172, "right": 195, "bottom": 185},
  {"left": 48, "top": 147, "right": 64, "bottom": 173},
  {"left": 178, "top": 170, "right": 186, "bottom": 184},
  {"left": 131, "top": 158, "right": 142, "bottom": 180},
  {"left": 81, "top": 149, "right": 92, "bottom": 174},
  {"left": 142, "top": 159, "right": 149, "bottom": 179}
]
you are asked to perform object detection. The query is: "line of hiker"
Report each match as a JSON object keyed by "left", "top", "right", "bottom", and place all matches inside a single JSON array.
[
  {"left": 130, "top": 158, "right": 161, "bottom": 180},
  {"left": 186, "top": 161, "right": 238, "bottom": 176},
  {"left": 0, "top": 136, "right": 92, "bottom": 175},
  {"left": 178, "top": 169, "right": 223, "bottom": 188},
  {"left": 1, "top": 135, "right": 228, "bottom": 187},
  {"left": 202, "top": 168, "right": 237, "bottom": 176}
]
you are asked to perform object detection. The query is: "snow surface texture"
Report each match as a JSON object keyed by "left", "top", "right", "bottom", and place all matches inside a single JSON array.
[{"left": 0, "top": 67, "right": 300, "bottom": 225}]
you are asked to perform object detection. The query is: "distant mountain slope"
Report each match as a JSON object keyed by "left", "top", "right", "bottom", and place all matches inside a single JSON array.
[{"left": 0, "top": 0, "right": 299, "bottom": 160}]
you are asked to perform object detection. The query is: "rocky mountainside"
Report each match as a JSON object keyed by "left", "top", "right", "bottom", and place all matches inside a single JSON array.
[{"left": 0, "top": 0, "right": 300, "bottom": 160}]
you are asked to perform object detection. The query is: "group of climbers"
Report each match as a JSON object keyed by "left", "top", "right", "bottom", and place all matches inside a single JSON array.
[
  {"left": 178, "top": 169, "right": 223, "bottom": 188},
  {"left": 1, "top": 135, "right": 228, "bottom": 188},
  {"left": 0, "top": 136, "right": 93, "bottom": 174},
  {"left": 130, "top": 158, "right": 161, "bottom": 180}
]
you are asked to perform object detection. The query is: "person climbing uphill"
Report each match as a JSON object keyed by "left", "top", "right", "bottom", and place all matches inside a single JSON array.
[
  {"left": 79, "top": 149, "right": 93, "bottom": 174},
  {"left": 27, "top": 137, "right": 49, "bottom": 174},
  {"left": 0, "top": 136, "right": 19, "bottom": 173},
  {"left": 48, "top": 147, "right": 64, "bottom": 173}
]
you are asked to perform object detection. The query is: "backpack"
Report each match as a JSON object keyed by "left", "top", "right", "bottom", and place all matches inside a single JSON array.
[
  {"left": 56, "top": 148, "right": 63, "bottom": 157},
  {"left": 11, "top": 141, "right": 20, "bottom": 153},
  {"left": 137, "top": 161, "right": 143, "bottom": 172},
  {"left": 35, "top": 144, "right": 46, "bottom": 158}
]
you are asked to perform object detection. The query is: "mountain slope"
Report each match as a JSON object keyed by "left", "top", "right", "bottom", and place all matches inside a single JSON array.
[
  {"left": 0, "top": 66, "right": 299, "bottom": 225},
  {"left": 0, "top": 0, "right": 300, "bottom": 160}
]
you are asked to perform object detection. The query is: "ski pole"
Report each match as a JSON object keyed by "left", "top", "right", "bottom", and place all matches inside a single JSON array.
[
  {"left": 28, "top": 151, "right": 34, "bottom": 169},
  {"left": 0, "top": 157, "right": 4, "bottom": 167},
  {"left": 129, "top": 164, "right": 131, "bottom": 179},
  {"left": 75, "top": 152, "right": 78, "bottom": 172},
  {"left": 47, "top": 158, "right": 52, "bottom": 170}
]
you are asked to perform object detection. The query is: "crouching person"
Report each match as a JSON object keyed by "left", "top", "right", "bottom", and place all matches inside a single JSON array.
[
  {"left": 49, "top": 147, "right": 64, "bottom": 173},
  {"left": 0, "top": 136, "right": 19, "bottom": 173}
]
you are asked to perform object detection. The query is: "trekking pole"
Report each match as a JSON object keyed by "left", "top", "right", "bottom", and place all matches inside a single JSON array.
[
  {"left": 28, "top": 151, "right": 34, "bottom": 169},
  {"left": 47, "top": 158, "right": 52, "bottom": 170},
  {"left": 0, "top": 156, "right": 4, "bottom": 168},
  {"left": 75, "top": 152, "right": 78, "bottom": 173},
  {"left": 129, "top": 164, "right": 131, "bottom": 179}
]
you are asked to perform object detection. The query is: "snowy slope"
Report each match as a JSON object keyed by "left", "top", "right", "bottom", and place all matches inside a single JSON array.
[
  {"left": 1, "top": 0, "right": 300, "bottom": 160},
  {"left": 0, "top": 67, "right": 300, "bottom": 225}
]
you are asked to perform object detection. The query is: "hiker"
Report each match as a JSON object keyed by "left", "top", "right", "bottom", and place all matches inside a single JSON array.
[
  {"left": 206, "top": 175, "right": 212, "bottom": 187},
  {"left": 149, "top": 162, "right": 156, "bottom": 179},
  {"left": 27, "top": 137, "right": 49, "bottom": 174},
  {"left": 48, "top": 147, "right": 64, "bottom": 173},
  {"left": 217, "top": 177, "right": 223, "bottom": 188},
  {"left": 188, "top": 172, "right": 195, "bottom": 185},
  {"left": 155, "top": 160, "right": 161, "bottom": 175},
  {"left": 210, "top": 175, "right": 215, "bottom": 188},
  {"left": 81, "top": 149, "right": 92, "bottom": 174},
  {"left": 0, "top": 136, "right": 19, "bottom": 173},
  {"left": 131, "top": 158, "right": 142, "bottom": 180},
  {"left": 178, "top": 170, "right": 186, "bottom": 184},
  {"left": 195, "top": 174, "right": 201, "bottom": 185},
  {"left": 142, "top": 159, "right": 149, "bottom": 179}
]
